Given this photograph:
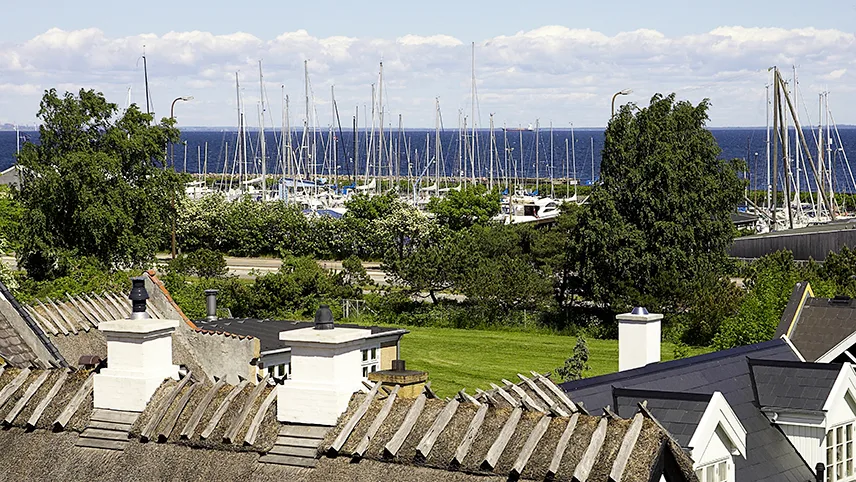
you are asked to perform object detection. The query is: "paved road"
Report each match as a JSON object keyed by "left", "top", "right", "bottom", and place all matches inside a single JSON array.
[{"left": 150, "top": 255, "right": 389, "bottom": 284}]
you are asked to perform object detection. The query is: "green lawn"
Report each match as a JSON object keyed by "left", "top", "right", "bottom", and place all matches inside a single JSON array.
[{"left": 397, "top": 326, "right": 711, "bottom": 398}]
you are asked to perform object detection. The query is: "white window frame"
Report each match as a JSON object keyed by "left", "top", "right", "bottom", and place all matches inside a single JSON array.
[
  {"left": 694, "top": 458, "right": 730, "bottom": 482},
  {"left": 827, "top": 422, "right": 856, "bottom": 482},
  {"left": 361, "top": 346, "right": 379, "bottom": 378}
]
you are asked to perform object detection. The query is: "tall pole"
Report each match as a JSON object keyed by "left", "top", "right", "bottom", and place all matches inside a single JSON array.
[
  {"left": 766, "top": 83, "right": 771, "bottom": 209},
  {"left": 771, "top": 67, "right": 780, "bottom": 230},
  {"left": 142, "top": 47, "right": 152, "bottom": 117},
  {"left": 471, "top": 42, "right": 476, "bottom": 186},
  {"left": 535, "top": 120, "right": 540, "bottom": 195},
  {"left": 258, "top": 60, "right": 267, "bottom": 197},
  {"left": 571, "top": 123, "right": 577, "bottom": 198}
]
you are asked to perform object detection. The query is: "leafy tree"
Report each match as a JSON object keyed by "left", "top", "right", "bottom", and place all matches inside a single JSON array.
[
  {"left": 532, "top": 203, "right": 584, "bottom": 309},
  {"left": 15, "top": 89, "right": 181, "bottom": 280},
  {"left": 575, "top": 94, "right": 744, "bottom": 312},
  {"left": 344, "top": 192, "right": 399, "bottom": 221},
  {"left": 822, "top": 246, "right": 856, "bottom": 297},
  {"left": 713, "top": 250, "right": 831, "bottom": 349},
  {"left": 383, "top": 229, "right": 462, "bottom": 304},
  {"left": 333, "top": 255, "right": 373, "bottom": 296},
  {"left": 167, "top": 248, "right": 229, "bottom": 279},
  {"left": 555, "top": 337, "right": 591, "bottom": 382},
  {"left": 428, "top": 184, "right": 501, "bottom": 230}
]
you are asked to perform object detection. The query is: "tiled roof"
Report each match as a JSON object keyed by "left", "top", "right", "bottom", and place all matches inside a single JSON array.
[
  {"left": 195, "top": 318, "right": 404, "bottom": 353},
  {"left": 612, "top": 388, "right": 711, "bottom": 449},
  {"left": 748, "top": 358, "right": 840, "bottom": 411},
  {"left": 775, "top": 281, "right": 811, "bottom": 338},
  {"left": 0, "top": 311, "right": 39, "bottom": 367},
  {"left": 786, "top": 297, "right": 856, "bottom": 361},
  {"left": 561, "top": 339, "right": 814, "bottom": 482}
]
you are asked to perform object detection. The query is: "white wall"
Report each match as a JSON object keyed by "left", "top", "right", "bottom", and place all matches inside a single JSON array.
[{"left": 780, "top": 424, "right": 825, "bottom": 470}]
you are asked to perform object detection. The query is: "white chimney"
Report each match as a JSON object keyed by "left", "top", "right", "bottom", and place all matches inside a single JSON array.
[
  {"left": 277, "top": 305, "right": 374, "bottom": 426},
  {"left": 617, "top": 307, "right": 663, "bottom": 371},
  {"left": 93, "top": 278, "right": 180, "bottom": 412}
]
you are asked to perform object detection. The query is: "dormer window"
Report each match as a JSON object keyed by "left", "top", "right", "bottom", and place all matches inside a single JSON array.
[
  {"left": 827, "top": 422, "right": 855, "bottom": 481},
  {"left": 694, "top": 459, "right": 729, "bottom": 482},
  {"left": 362, "top": 347, "right": 379, "bottom": 378}
]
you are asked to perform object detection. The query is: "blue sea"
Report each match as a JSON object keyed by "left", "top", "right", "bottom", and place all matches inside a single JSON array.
[{"left": 3, "top": 127, "right": 856, "bottom": 192}]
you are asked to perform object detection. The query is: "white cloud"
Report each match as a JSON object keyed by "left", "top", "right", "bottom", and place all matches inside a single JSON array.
[{"left": 0, "top": 26, "right": 854, "bottom": 126}]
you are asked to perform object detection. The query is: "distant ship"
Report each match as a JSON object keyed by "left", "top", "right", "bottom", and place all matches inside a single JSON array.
[{"left": 503, "top": 124, "right": 535, "bottom": 132}]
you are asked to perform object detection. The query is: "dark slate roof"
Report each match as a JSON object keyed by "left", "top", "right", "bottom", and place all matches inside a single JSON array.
[
  {"left": 0, "top": 311, "right": 39, "bottom": 367},
  {"left": 561, "top": 339, "right": 814, "bottom": 482},
  {"left": 749, "top": 358, "right": 841, "bottom": 411},
  {"left": 786, "top": 297, "right": 856, "bottom": 361},
  {"left": 612, "top": 388, "right": 712, "bottom": 448},
  {"left": 775, "top": 281, "right": 811, "bottom": 338},
  {"left": 194, "top": 318, "right": 404, "bottom": 353}
]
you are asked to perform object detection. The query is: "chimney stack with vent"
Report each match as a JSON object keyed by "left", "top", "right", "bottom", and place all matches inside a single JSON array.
[
  {"left": 277, "top": 307, "right": 375, "bottom": 426},
  {"left": 204, "top": 289, "right": 218, "bottom": 322},
  {"left": 617, "top": 307, "right": 663, "bottom": 372},
  {"left": 94, "top": 278, "right": 180, "bottom": 412}
]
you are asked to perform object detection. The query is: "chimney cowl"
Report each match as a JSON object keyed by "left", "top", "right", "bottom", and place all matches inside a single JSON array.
[
  {"left": 314, "top": 304, "right": 334, "bottom": 330},
  {"left": 129, "top": 277, "right": 150, "bottom": 319},
  {"left": 204, "top": 289, "right": 219, "bottom": 322},
  {"left": 631, "top": 306, "right": 649, "bottom": 315}
]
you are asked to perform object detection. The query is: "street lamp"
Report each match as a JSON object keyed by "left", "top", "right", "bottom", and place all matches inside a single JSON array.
[
  {"left": 611, "top": 89, "right": 632, "bottom": 117},
  {"left": 169, "top": 95, "right": 192, "bottom": 261},
  {"left": 170, "top": 96, "right": 194, "bottom": 168}
]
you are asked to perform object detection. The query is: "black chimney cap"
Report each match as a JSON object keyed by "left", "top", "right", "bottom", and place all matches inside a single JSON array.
[
  {"left": 314, "top": 304, "right": 334, "bottom": 330},
  {"left": 129, "top": 277, "right": 149, "bottom": 318}
]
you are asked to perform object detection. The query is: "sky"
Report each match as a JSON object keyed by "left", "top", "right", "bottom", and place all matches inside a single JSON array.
[{"left": 1, "top": 0, "right": 855, "bottom": 128}]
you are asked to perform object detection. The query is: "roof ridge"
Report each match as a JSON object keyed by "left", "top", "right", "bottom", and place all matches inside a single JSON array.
[
  {"left": 747, "top": 357, "right": 842, "bottom": 371},
  {"left": 612, "top": 387, "right": 713, "bottom": 403},
  {"left": 561, "top": 339, "right": 787, "bottom": 392}
]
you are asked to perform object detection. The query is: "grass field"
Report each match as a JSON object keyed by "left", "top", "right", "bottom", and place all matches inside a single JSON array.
[{"left": 397, "top": 326, "right": 711, "bottom": 398}]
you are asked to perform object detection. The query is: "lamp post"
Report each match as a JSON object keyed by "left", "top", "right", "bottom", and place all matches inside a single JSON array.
[
  {"left": 611, "top": 89, "right": 632, "bottom": 117},
  {"left": 169, "top": 96, "right": 193, "bottom": 169},
  {"left": 169, "top": 96, "right": 192, "bottom": 261}
]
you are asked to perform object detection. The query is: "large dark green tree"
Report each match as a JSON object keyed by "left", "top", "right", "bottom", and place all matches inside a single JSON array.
[
  {"left": 427, "top": 184, "right": 501, "bottom": 230},
  {"left": 15, "top": 89, "right": 181, "bottom": 279},
  {"left": 576, "top": 94, "right": 744, "bottom": 312}
]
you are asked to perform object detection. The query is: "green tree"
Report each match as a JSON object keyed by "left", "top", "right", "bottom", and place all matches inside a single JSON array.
[
  {"left": 15, "top": 89, "right": 181, "bottom": 279},
  {"left": 532, "top": 203, "right": 584, "bottom": 309},
  {"left": 576, "top": 93, "right": 744, "bottom": 312},
  {"left": 427, "top": 184, "right": 501, "bottom": 230},
  {"left": 554, "top": 337, "right": 591, "bottom": 382},
  {"left": 713, "top": 250, "right": 830, "bottom": 349},
  {"left": 167, "top": 248, "right": 229, "bottom": 279},
  {"left": 383, "top": 229, "right": 462, "bottom": 304}
]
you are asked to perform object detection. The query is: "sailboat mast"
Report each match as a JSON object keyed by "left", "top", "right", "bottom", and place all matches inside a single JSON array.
[
  {"left": 535, "top": 120, "right": 540, "bottom": 195},
  {"left": 235, "top": 72, "right": 242, "bottom": 192},
  {"left": 470, "top": 42, "right": 476, "bottom": 186},
  {"left": 550, "top": 122, "right": 554, "bottom": 198},
  {"left": 590, "top": 136, "right": 595, "bottom": 184},
  {"left": 565, "top": 138, "right": 569, "bottom": 198},
  {"left": 489, "top": 114, "right": 495, "bottom": 190},
  {"left": 435, "top": 98, "right": 441, "bottom": 197},
  {"left": 766, "top": 83, "right": 771, "bottom": 210},
  {"left": 142, "top": 46, "right": 152, "bottom": 117},
  {"left": 503, "top": 126, "right": 509, "bottom": 190},
  {"left": 827, "top": 92, "right": 833, "bottom": 211},
  {"left": 571, "top": 123, "right": 577, "bottom": 198},
  {"left": 378, "top": 62, "right": 385, "bottom": 191},
  {"left": 258, "top": 60, "right": 267, "bottom": 197}
]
